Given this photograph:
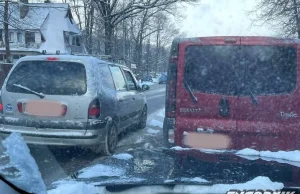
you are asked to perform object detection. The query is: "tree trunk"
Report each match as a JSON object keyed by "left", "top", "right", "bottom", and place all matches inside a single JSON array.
[
  {"left": 4, "top": 0, "right": 11, "bottom": 63},
  {"left": 292, "top": 0, "right": 300, "bottom": 38},
  {"left": 104, "top": 22, "right": 113, "bottom": 55},
  {"left": 88, "top": 5, "right": 94, "bottom": 54}
]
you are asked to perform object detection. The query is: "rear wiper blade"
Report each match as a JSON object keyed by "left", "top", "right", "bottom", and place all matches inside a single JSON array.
[
  {"left": 184, "top": 81, "right": 198, "bottom": 104},
  {"left": 12, "top": 84, "right": 45, "bottom": 99},
  {"left": 246, "top": 86, "right": 258, "bottom": 105}
]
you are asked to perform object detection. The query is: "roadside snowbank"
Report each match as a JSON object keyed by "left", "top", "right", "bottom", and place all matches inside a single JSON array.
[
  {"left": 236, "top": 148, "right": 300, "bottom": 162},
  {"left": 1, "top": 133, "right": 46, "bottom": 194},
  {"left": 78, "top": 164, "right": 124, "bottom": 179},
  {"left": 174, "top": 176, "right": 283, "bottom": 193},
  {"left": 48, "top": 181, "right": 97, "bottom": 194},
  {"left": 141, "top": 81, "right": 155, "bottom": 86}
]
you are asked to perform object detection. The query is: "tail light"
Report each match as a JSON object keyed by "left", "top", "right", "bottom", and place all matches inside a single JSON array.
[
  {"left": 88, "top": 99, "right": 100, "bottom": 119},
  {"left": 0, "top": 97, "right": 3, "bottom": 114},
  {"left": 61, "top": 104, "right": 67, "bottom": 116},
  {"left": 17, "top": 102, "right": 23, "bottom": 113}
]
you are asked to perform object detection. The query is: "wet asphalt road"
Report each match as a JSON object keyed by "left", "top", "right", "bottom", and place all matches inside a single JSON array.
[{"left": 29, "top": 83, "right": 166, "bottom": 188}]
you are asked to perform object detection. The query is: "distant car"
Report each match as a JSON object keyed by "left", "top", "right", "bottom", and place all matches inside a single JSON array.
[
  {"left": 0, "top": 55, "right": 150, "bottom": 155},
  {"left": 142, "top": 74, "right": 153, "bottom": 82},
  {"left": 159, "top": 74, "right": 167, "bottom": 84}
]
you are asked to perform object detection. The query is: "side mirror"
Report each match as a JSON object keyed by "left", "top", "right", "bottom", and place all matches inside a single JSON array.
[{"left": 142, "top": 84, "right": 150, "bottom": 91}]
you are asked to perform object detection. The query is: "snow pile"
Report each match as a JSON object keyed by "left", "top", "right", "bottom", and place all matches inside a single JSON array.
[
  {"left": 135, "top": 136, "right": 144, "bottom": 144},
  {"left": 112, "top": 153, "right": 133, "bottom": 160},
  {"left": 48, "top": 181, "right": 97, "bottom": 194},
  {"left": 174, "top": 176, "right": 283, "bottom": 193},
  {"left": 78, "top": 164, "right": 124, "bottom": 179},
  {"left": 141, "top": 81, "right": 155, "bottom": 86},
  {"left": 152, "top": 78, "right": 159, "bottom": 83},
  {"left": 157, "top": 109, "right": 165, "bottom": 118},
  {"left": 236, "top": 148, "right": 300, "bottom": 162},
  {"left": 147, "top": 128, "right": 160, "bottom": 134},
  {"left": 171, "top": 146, "right": 192, "bottom": 151},
  {"left": 1, "top": 133, "right": 46, "bottom": 194},
  {"left": 180, "top": 177, "right": 209, "bottom": 183},
  {"left": 148, "top": 119, "right": 163, "bottom": 128}
]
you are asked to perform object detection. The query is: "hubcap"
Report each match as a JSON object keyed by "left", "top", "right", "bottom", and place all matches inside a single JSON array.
[{"left": 108, "top": 125, "right": 118, "bottom": 151}]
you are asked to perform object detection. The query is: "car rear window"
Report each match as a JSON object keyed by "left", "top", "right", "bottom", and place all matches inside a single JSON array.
[
  {"left": 184, "top": 45, "right": 297, "bottom": 96},
  {"left": 6, "top": 61, "right": 87, "bottom": 95}
]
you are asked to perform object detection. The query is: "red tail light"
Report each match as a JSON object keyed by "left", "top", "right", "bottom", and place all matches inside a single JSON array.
[
  {"left": 88, "top": 99, "right": 100, "bottom": 119},
  {"left": 17, "top": 102, "right": 23, "bottom": 113},
  {"left": 61, "top": 104, "right": 67, "bottom": 116},
  {"left": 47, "top": 57, "right": 59, "bottom": 61}
]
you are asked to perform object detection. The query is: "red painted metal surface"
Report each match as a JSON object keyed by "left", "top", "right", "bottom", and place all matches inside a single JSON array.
[{"left": 174, "top": 36, "right": 300, "bottom": 151}]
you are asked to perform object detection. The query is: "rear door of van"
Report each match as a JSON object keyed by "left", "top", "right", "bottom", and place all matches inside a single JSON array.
[
  {"left": 237, "top": 37, "right": 300, "bottom": 150},
  {"left": 176, "top": 37, "right": 241, "bottom": 149}
]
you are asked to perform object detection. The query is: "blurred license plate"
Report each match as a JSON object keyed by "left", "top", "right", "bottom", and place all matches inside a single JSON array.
[
  {"left": 183, "top": 132, "right": 231, "bottom": 149},
  {"left": 25, "top": 100, "right": 64, "bottom": 117}
]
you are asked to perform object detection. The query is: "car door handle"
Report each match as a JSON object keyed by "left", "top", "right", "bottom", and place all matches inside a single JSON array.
[
  {"left": 132, "top": 97, "right": 135, "bottom": 100},
  {"left": 119, "top": 99, "right": 123, "bottom": 102}
]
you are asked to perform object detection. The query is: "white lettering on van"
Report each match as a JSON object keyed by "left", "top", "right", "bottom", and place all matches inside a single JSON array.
[
  {"left": 180, "top": 108, "right": 201, "bottom": 113},
  {"left": 280, "top": 111, "right": 297, "bottom": 118}
]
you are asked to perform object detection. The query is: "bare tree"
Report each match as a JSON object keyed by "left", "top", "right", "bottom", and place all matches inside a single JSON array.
[
  {"left": 4, "top": 0, "right": 11, "bottom": 63},
  {"left": 250, "top": 0, "right": 300, "bottom": 38},
  {"left": 93, "top": 0, "right": 199, "bottom": 55}
]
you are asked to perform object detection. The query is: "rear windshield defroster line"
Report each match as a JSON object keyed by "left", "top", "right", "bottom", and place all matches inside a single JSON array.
[{"left": 6, "top": 61, "right": 87, "bottom": 96}]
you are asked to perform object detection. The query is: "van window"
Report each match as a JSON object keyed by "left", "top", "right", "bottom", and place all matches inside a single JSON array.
[
  {"left": 184, "top": 45, "right": 297, "bottom": 96},
  {"left": 123, "top": 70, "right": 137, "bottom": 90},
  {"left": 109, "top": 66, "right": 127, "bottom": 91},
  {"left": 99, "top": 64, "right": 115, "bottom": 90},
  {"left": 6, "top": 61, "right": 87, "bottom": 95}
]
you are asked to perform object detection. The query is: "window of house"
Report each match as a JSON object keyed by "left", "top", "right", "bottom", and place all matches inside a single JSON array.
[
  {"left": 72, "top": 37, "right": 76, "bottom": 45},
  {"left": 76, "top": 37, "right": 81, "bottom": 46},
  {"left": 25, "top": 31, "right": 35, "bottom": 44},
  {"left": 17, "top": 32, "right": 22, "bottom": 43},
  {"left": 9, "top": 32, "right": 14, "bottom": 42}
]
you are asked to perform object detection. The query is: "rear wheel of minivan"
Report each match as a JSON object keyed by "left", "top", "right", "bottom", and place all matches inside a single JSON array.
[{"left": 93, "top": 123, "right": 118, "bottom": 155}]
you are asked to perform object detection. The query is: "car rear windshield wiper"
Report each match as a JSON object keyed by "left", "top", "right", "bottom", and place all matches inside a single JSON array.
[
  {"left": 12, "top": 84, "right": 45, "bottom": 99},
  {"left": 246, "top": 86, "right": 259, "bottom": 105},
  {"left": 184, "top": 81, "right": 198, "bottom": 104}
]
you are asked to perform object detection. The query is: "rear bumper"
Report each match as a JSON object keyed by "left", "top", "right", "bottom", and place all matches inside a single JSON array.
[
  {"left": 0, "top": 117, "right": 109, "bottom": 146},
  {"left": 175, "top": 117, "right": 300, "bottom": 151}
]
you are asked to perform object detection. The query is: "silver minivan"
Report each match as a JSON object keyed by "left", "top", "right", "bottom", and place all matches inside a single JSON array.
[{"left": 0, "top": 55, "right": 148, "bottom": 155}]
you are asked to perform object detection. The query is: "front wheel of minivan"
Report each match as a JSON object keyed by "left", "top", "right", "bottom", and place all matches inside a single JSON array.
[{"left": 137, "top": 106, "right": 147, "bottom": 129}]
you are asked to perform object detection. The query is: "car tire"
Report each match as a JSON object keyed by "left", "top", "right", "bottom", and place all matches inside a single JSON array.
[
  {"left": 92, "top": 123, "right": 118, "bottom": 155},
  {"left": 137, "top": 106, "right": 147, "bottom": 129}
]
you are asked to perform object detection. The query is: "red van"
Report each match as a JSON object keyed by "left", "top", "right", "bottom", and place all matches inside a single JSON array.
[{"left": 163, "top": 36, "right": 300, "bottom": 151}]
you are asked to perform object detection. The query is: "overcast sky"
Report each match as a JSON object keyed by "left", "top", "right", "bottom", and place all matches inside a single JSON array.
[{"left": 180, "top": 0, "right": 276, "bottom": 37}]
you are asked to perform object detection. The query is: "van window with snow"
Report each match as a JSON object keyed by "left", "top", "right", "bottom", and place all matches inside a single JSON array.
[{"left": 184, "top": 46, "right": 297, "bottom": 95}]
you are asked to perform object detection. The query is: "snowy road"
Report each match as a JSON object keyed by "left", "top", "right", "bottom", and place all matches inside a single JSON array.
[{"left": 28, "top": 83, "right": 166, "bottom": 188}]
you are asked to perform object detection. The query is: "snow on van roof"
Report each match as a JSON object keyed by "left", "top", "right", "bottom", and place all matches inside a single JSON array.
[{"left": 16, "top": 55, "right": 119, "bottom": 66}]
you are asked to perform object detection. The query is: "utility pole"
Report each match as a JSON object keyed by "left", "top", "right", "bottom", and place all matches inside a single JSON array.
[{"left": 4, "top": 0, "right": 11, "bottom": 63}]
